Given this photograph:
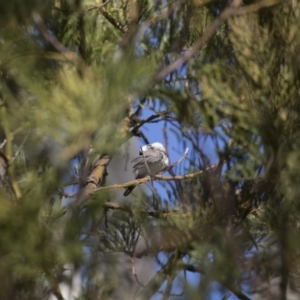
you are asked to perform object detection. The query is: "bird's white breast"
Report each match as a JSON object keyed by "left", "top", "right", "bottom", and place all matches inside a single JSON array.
[{"left": 136, "top": 153, "right": 168, "bottom": 177}]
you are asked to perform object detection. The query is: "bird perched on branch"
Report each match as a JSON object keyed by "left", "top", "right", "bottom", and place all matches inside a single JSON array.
[{"left": 123, "top": 142, "right": 169, "bottom": 196}]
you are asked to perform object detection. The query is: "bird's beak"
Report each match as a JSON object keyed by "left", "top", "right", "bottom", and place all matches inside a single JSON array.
[{"left": 139, "top": 148, "right": 143, "bottom": 155}]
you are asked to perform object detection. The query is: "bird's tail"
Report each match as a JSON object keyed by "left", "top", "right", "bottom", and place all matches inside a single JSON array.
[{"left": 123, "top": 186, "right": 135, "bottom": 197}]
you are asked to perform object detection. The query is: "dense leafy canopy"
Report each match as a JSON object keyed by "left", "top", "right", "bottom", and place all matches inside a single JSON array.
[{"left": 1, "top": 0, "right": 299, "bottom": 299}]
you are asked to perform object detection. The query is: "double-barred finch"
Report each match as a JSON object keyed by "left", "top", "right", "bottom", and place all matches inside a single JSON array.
[{"left": 123, "top": 142, "right": 169, "bottom": 197}]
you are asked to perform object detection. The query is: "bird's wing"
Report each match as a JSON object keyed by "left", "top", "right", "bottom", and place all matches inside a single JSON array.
[
  {"left": 131, "top": 156, "right": 145, "bottom": 170},
  {"left": 144, "top": 151, "right": 164, "bottom": 163}
]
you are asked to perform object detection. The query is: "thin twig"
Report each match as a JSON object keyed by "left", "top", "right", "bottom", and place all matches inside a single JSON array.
[
  {"left": 133, "top": 130, "right": 150, "bottom": 145},
  {"left": 166, "top": 147, "right": 189, "bottom": 171},
  {"left": 131, "top": 111, "right": 170, "bottom": 132},
  {"left": 12, "top": 130, "right": 32, "bottom": 162},
  {"left": 131, "top": 233, "right": 146, "bottom": 288},
  {"left": 142, "top": 146, "right": 152, "bottom": 176},
  {"left": 134, "top": 97, "right": 147, "bottom": 116},
  {"left": 130, "top": 111, "right": 169, "bottom": 144}
]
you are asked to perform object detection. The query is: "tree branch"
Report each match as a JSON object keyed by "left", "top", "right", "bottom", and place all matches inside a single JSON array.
[
  {"left": 94, "top": 5, "right": 126, "bottom": 33},
  {"left": 94, "top": 163, "right": 218, "bottom": 194},
  {"left": 153, "top": 0, "right": 281, "bottom": 82},
  {"left": 79, "top": 154, "right": 111, "bottom": 201}
]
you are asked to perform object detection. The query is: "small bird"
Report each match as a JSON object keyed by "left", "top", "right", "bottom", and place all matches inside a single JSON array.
[{"left": 123, "top": 142, "right": 169, "bottom": 196}]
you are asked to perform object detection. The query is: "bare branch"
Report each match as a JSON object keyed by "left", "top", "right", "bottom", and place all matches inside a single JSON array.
[{"left": 94, "top": 163, "right": 218, "bottom": 194}]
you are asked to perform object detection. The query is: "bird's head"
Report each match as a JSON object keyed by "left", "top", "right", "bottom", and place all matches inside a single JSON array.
[
  {"left": 139, "top": 142, "right": 166, "bottom": 155},
  {"left": 151, "top": 142, "right": 166, "bottom": 153}
]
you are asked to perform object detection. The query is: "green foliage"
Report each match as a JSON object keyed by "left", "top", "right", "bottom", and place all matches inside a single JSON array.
[{"left": 1, "top": 0, "right": 300, "bottom": 299}]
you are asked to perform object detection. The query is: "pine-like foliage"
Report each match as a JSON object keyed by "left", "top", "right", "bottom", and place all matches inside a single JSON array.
[{"left": 0, "top": 0, "right": 299, "bottom": 299}]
